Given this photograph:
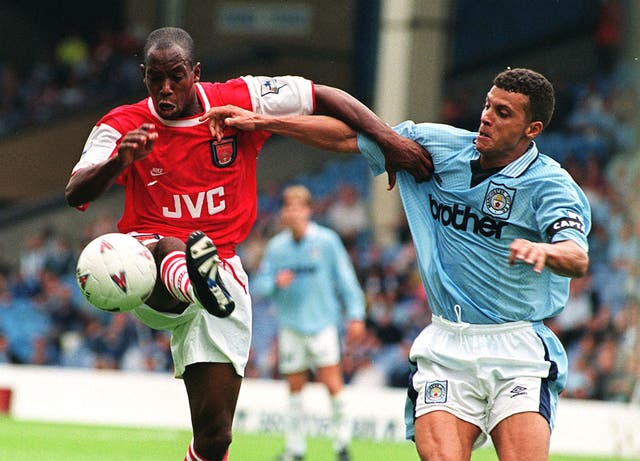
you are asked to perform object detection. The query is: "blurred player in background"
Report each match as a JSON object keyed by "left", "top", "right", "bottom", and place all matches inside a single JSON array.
[
  {"left": 64, "top": 27, "right": 431, "bottom": 461},
  {"left": 252, "top": 185, "right": 366, "bottom": 461},
  {"left": 200, "top": 68, "right": 591, "bottom": 461}
]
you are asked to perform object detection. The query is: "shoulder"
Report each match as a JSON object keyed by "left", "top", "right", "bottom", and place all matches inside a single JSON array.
[
  {"left": 394, "top": 121, "right": 476, "bottom": 160},
  {"left": 201, "top": 78, "right": 248, "bottom": 94},
  {"left": 267, "top": 231, "right": 292, "bottom": 250},
  {"left": 103, "top": 99, "right": 149, "bottom": 118},
  {"left": 239, "top": 75, "right": 314, "bottom": 115},
  {"left": 394, "top": 120, "right": 474, "bottom": 139},
  {"left": 530, "top": 153, "right": 578, "bottom": 183},
  {"left": 98, "top": 100, "right": 150, "bottom": 130},
  {"left": 525, "top": 154, "right": 589, "bottom": 209},
  {"left": 312, "top": 223, "right": 343, "bottom": 245},
  {"left": 197, "top": 79, "right": 252, "bottom": 110},
  {"left": 402, "top": 121, "right": 473, "bottom": 135},
  {"left": 239, "top": 75, "right": 312, "bottom": 92}
]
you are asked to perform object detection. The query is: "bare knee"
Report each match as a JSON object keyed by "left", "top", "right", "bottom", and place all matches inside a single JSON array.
[
  {"left": 317, "top": 364, "right": 343, "bottom": 395},
  {"left": 193, "top": 427, "right": 232, "bottom": 461},
  {"left": 183, "top": 362, "right": 242, "bottom": 461},
  {"left": 152, "top": 236, "right": 185, "bottom": 262},
  {"left": 416, "top": 443, "right": 467, "bottom": 461},
  {"left": 414, "top": 412, "right": 479, "bottom": 461},
  {"left": 185, "top": 363, "right": 242, "bottom": 461}
]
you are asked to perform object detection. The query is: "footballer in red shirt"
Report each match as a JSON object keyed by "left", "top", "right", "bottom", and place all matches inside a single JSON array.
[{"left": 66, "top": 27, "right": 431, "bottom": 461}]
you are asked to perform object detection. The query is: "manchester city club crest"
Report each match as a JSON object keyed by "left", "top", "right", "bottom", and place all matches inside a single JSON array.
[
  {"left": 424, "top": 380, "right": 448, "bottom": 404},
  {"left": 210, "top": 137, "right": 237, "bottom": 168},
  {"left": 482, "top": 181, "right": 516, "bottom": 219}
]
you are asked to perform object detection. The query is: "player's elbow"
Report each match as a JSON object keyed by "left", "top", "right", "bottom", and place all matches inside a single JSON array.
[
  {"left": 65, "top": 182, "right": 80, "bottom": 207},
  {"left": 326, "top": 121, "right": 358, "bottom": 153},
  {"left": 65, "top": 175, "right": 88, "bottom": 208},
  {"left": 554, "top": 251, "right": 589, "bottom": 278},
  {"left": 333, "top": 136, "right": 359, "bottom": 153}
]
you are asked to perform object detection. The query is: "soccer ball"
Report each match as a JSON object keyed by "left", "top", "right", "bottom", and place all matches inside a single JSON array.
[{"left": 75, "top": 233, "right": 157, "bottom": 312}]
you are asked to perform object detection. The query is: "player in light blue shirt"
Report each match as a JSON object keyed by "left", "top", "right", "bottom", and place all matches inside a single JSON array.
[
  {"left": 252, "top": 185, "right": 365, "bottom": 461},
  {"left": 201, "top": 68, "right": 590, "bottom": 461},
  {"left": 358, "top": 121, "right": 589, "bottom": 325},
  {"left": 252, "top": 195, "right": 365, "bottom": 335}
]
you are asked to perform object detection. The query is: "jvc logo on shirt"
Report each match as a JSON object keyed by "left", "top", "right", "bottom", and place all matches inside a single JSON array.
[
  {"left": 162, "top": 187, "right": 226, "bottom": 219},
  {"left": 429, "top": 194, "right": 509, "bottom": 239}
]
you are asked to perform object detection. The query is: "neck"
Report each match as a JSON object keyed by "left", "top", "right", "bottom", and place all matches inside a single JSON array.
[
  {"left": 479, "top": 141, "right": 531, "bottom": 169},
  {"left": 291, "top": 223, "right": 308, "bottom": 241},
  {"left": 184, "top": 97, "right": 203, "bottom": 117}
]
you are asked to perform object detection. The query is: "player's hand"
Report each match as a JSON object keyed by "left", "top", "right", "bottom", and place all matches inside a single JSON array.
[
  {"left": 117, "top": 124, "right": 158, "bottom": 166},
  {"left": 275, "top": 269, "right": 295, "bottom": 289},
  {"left": 199, "top": 105, "right": 261, "bottom": 141},
  {"left": 380, "top": 135, "right": 433, "bottom": 190},
  {"left": 508, "top": 238, "right": 548, "bottom": 273},
  {"left": 345, "top": 319, "right": 366, "bottom": 345}
]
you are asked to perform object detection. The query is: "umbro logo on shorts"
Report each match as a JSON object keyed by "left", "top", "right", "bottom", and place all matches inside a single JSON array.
[{"left": 509, "top": 385, "right": 528, "bottom": 398}]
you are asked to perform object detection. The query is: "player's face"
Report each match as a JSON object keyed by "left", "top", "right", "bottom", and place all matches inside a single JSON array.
[
  {"left": 280, "top": 198, "right": 311, "bottom": 231},
  {"left": 142, "top": 44, "right": 201, "bottom": 119},
  {"left": 475, "top": 86, "right": 541, "bottom": 167}
]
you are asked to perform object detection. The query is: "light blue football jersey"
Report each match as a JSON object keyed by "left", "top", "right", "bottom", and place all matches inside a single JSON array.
[
  {"left": 251, "top": 222, "right": 365, "bottom": 334},
  {"left": 358, "top": 121, "right": 591, "bottom": 324}
]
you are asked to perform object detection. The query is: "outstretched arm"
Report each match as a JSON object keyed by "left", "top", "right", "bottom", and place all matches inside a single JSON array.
[
  {"left": 202, "top": 85, "right": 433, "bottom": 190},
  {"left": 313, "top": 85, "right": 433, "bottom": 189},
  {"left": 200, "top": 105, "right": 359, "bottom": 153}
]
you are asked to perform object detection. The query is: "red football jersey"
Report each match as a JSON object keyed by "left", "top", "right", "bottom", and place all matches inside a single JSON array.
[{"left": 73, "top": 76, "right": 315, "bottom": 258}]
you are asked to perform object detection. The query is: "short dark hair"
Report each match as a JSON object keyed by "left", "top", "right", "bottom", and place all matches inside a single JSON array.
[
  {"left": 493, "top": 68, "right": 555, "bottom": 129},
  {"left": 143, "top": 27, "right": 195, "bottom": 66}
]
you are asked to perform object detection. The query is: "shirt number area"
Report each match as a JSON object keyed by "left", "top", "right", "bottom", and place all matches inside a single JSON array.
[{"left": 162, "top": 187, "right": 226, "bottom": 219}]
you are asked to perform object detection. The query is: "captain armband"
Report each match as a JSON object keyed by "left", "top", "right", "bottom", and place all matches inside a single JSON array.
[{"left": 546, "top": 211, "right": 586, "bottom": 241}]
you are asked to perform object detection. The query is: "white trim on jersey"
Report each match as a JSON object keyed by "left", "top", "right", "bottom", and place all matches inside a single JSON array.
[
  {"left": 72, "top": 123, "right": 122, "bottom": 173},
  {"left": 196, "top": 82, "right": 212, "bottom": 112},
  {"left": 241, "top": 75, "right": 314, "bottom": 115}
]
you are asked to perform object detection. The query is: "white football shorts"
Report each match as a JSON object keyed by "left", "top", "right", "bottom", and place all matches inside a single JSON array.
[
  {"left": 278, "top": 325, "right": 341, "bottom": 375},
  {"left": 133, "top": 254, "right": 251, "bottom": 379},
  {"left": 405, "top": 315, "right": 567, "bottom": 449}
]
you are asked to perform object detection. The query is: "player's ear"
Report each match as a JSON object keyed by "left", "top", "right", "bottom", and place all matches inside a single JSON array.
[
  {"left": 525, "top": 120, "right": 543, "bottom": 139},
  {"left": 193, "top": 62, "right": 201, "bottom": 82}
]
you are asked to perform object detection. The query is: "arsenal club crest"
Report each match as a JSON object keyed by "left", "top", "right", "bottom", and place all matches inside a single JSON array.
[
  {"left": 482, "top": 181, "right": 516, "bottom": 220},
  {"left": 210, "top": 137, "right": 237, "bottom": 168}
]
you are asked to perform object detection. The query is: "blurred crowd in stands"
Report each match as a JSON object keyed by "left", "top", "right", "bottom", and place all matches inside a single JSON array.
[
  {"left": 0, "top": 28, "right": 639, "bottom": 405},
  {"left": 0, "top": 27, "right": 144, "bottom": 136}
]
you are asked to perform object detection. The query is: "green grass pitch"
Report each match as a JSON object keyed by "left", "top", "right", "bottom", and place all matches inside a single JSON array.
[{"left": 0, "top": 417, "right": 634, "bottom": 460}]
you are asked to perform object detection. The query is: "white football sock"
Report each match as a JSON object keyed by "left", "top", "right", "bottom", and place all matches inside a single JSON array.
[
  {"left": 285, "top": 392, "right": 306, "bottom": 456},
  {"left": 331, "top": 392, "right": 351, "bottom": 452}
]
